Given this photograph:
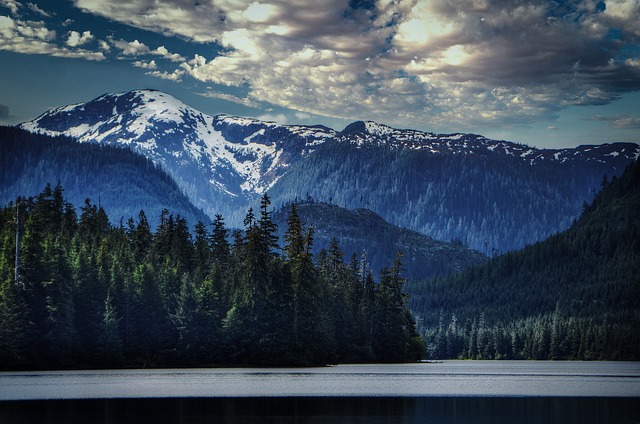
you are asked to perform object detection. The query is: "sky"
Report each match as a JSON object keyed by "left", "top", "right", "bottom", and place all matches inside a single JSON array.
[{"left": 1, "top": 0, "right": 639, "bottom": 148}]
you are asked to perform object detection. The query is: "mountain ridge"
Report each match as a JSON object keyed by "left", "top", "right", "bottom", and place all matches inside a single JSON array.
[
  {"left": 272, "top": 202, "right": 487, "bottom": 280},
  {"left": 18, "top": 89, "right": 640, "bottom": 251}
]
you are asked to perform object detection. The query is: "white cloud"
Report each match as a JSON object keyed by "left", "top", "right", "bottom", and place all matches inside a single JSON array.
[
  {"left": 112, "top": 38, "right": 150, "bottom": 56},
  {"left": 133, "top": 59, "right": 157, "bottom": 69},
  {"left": 152, "top": 45, "right": 185, "bottom": 62},
  {"left": 256, "top": 112, "right": 287, "bottom": 125},
  {"left": 243, "top": 2, "right": 279, "bottom": 23},
  {"left": 0, "top": 15, "right": 105, "bottom": 61},
  {"left": 66, "top": 30, "right": 93, "bottom": 47},
  {"left": 97, "top": 39, "right": 109, "bottom": 51},
  {"left": 146, "top": 69, "right": 184, "bottom": 82}
]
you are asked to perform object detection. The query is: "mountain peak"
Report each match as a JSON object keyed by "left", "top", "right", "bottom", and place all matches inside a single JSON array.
[{"left": 341, "top": 120, "right": 394, "bottom": 137}]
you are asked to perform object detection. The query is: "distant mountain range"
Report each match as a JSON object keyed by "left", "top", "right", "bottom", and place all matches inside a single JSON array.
[{"left": 19, "top": 89, "right": 640, "bottom": 251}]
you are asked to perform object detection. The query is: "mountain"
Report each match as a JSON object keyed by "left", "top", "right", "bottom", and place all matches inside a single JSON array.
[
  {"left": 0, "top": 126, "right": 209, "bottom": 228},
  {"left": 19, "top": 89, "right": 640, "bottom": 251},
  {"left": 268, "top": 127, "right": 638, "bottom": 251},
  {"left": 406, "top": 160, "right": 640, "bottom": 359},
  {"left": 272, "top": 202, "right": 486, "bottom": 280},
  {"left": 20, "top": 89, "right": 335, "bottom": 225}
]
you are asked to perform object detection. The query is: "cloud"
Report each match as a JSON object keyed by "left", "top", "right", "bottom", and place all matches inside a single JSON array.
[
  {"left": 0, "top": 15, "right": 106, "bottom": 61},
  {"left": 198, "top": 90, "right": 261, "bottom": 108},
  {"left": 111, "top": 38, "right": 150, "bottom": 56},
  {"left": 0, "top": 0, "right": 21, "bottom": 16},
  {"left": 27, "top": 2, "right": 51, "bottom": 18},
  {"left": 66, "top": 30, "right": 93, "bottom": 47},
  {"left": 256, "top": 112, "right": 288, "bottom": 125},
  {"left": 146, "top": 69, "right": 184, "bottom": 82},
  {"left": 133, "top": 59, "right": 157, "bottom": 69},
  {"left": 72, "top": 0, "right": 640, "bottom": 130},
  {"left": 109, "top": 39, "right": 185, "bottom": 63},
  {"left": 0, "top": 103, "right": 10, "bottom": 119},
  {"left": 97, "top": 39, "right": 110, "bottom": 51},
  {"left": 589, "top": 114, "right": 640, "bottom": 129},
  {"left": 152, "top": 45, "right": 185, "bottom": 62}
]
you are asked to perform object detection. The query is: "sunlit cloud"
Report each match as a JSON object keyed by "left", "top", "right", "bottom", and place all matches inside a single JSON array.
[
  {"left": 66, "top": 30, "right": 93, "bottom": 47},
  {"left": 146, "top": 68, "right": 185, "bottom": 82},
  {"left": 0, "top": 15, "right": 105, "bottom": 61},
  {"left": 133, "top": 59, "right": 157, "bottom": 70},
  {"left": 111, "top": 38, "right": 150, "bottom": 56},
  {"left": 153, "top": 45, "right": 185, "bottom": 62}
]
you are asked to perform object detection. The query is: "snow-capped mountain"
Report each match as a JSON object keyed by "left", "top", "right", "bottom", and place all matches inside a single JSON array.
[
  {"left": 338, "top": 120, "right": 639, "bottom": 165},
  {"left": 20, "top": 89, "right": 335, "bottom": 222},
  {"left": 19, "top": 89, "right": 640, "bottom": 250}
]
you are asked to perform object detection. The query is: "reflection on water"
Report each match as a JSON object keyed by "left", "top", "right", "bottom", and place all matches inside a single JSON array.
[{"left": 1, "top": 397, "right": 639, "bottom": 424}]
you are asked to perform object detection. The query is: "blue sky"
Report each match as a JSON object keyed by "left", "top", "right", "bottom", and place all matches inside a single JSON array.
[{"left": 1, "top": 0, "right": 639, "bottom": 148}]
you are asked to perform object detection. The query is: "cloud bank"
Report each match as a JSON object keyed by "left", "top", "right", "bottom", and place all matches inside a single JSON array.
[
  {"left": 4, "top": 0, "right": 640, "bottom": 131},
  {"left": 69, "top": 0, "right": 640, "bottom": 129}
]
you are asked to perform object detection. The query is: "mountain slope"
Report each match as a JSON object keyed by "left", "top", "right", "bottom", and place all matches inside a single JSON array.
[
  {"left": 268, "top": 134, "right": 638, "bottom": 251},
  {"left": 19, "top": 89, "right": 640, "bottom": 251},
  {"left": 272, "top": 202, "right": 486, "bottom": 280},
  {"left": 406, "top": 160, "right": 640, "bottom": 359},
  {"left": 0, "top": 126, "right": 209, "bottom": 228}
]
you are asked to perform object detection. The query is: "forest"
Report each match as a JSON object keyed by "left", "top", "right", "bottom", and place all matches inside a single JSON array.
[
  {"left": 0, "top": 184, "right": 422, "bottom": 369},
  {"left": 0, "top": 126, "right": 208, "bottom": 230},
  {"left": 268, "top": 139, "right": 619, "bottom": 252},
  {"left": 408, "top": 160, "right": 640, "bottom": 360}
]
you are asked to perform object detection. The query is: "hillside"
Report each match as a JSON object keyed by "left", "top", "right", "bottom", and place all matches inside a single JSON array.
[
  {"left": 406, "top": 160, "right": 640, "bottom": 360},
  {"left": 268, "top": 135, "right": 638, "bottom": 252},
  {"left": 0, "top": 126, "right": 209, "bottom": 228},
  {"left": 272, "top": 202, "right": 486, "bottom": 280}
]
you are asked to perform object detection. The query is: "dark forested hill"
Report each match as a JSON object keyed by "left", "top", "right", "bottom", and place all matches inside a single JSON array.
[
  {"left": 272, "top": 202, "right": 486, "bottom": 280},
  {"left": 0, "top": 126, "right": 209, "bottom": 228},
  {"left": 406, "top": 160, "right": 640, "bottom": 360}
]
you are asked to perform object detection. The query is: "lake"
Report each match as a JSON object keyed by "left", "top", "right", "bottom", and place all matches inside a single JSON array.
[{"left": 1, "top": 361, "right": 639, "bottom": 423}]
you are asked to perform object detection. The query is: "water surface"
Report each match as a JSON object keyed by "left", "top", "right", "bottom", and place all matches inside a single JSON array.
[
  {"left": 2, "top": 361, "right": 639, "bottom": 423},
  {"left": 1, "top": 361, "right": 638, "bottom": 399}
]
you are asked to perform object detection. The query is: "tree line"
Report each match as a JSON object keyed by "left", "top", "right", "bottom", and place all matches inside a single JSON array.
[
  {"left": 0, "top": 183, "right": 423, "bottom": 369},
  {"left": 422, "top": 306, "right": 638, "bottom": 360},
  {"left": 408, "top": 160, "right": 640, "bottom": 360}
]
